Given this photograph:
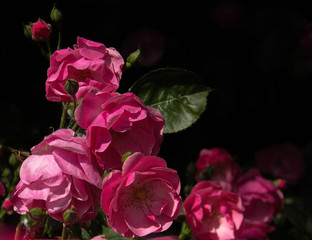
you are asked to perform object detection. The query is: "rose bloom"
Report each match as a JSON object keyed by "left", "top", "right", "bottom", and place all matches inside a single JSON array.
[
  {"left": 101, "top": 152, "right": 182, "bottom": 238},
  {"left": 46, "top": 37, "right": 124, "bottom": 102},
  {"left": 195, "top": 148, "right": 241, "bottom": 191},
  {"left": 255, "top": 142, "right": 304, "bottom": 184},
  {"left": 235, "top": 169, "right": 284, "bottom": 239},
  {"left": 10, "top": 129, "right": 103, "bottom": 223},
  {"left": 184, "top": 181, "right": 244, "bottom": 240},
  {"left": 31, "top": 20, "right": 52, "bottom": 41},
  {"left": 75, "top": 91, "right": 165, "bottom": 170}
]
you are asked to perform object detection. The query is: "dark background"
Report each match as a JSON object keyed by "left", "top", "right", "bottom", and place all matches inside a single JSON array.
[{"left": 1, "top": 0, "right": 312, "bottom": 174}]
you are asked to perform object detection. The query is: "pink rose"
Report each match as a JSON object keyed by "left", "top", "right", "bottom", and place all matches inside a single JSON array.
[
  {"left": 183, "top": 181, "right": 244, "bottom": 240},
  {"left": 101, "top": 152, "right": 182, "bottom": 238},
  {"left": 31, "top": 20, "right": 52, "bottom": 41},
  {"left": 235, "top": 169, "right": 283, "bottom": 239},
  {"left": 75, "top": 91, "right": 165, "bottom": 170},
  {"left": 255, "top": 142, "right": 304, "bottom": 184},
  {"left": 195, "top": 148, "right": 241, "bottom": 191},
  {"left": 10, "top": 129, "right": 103, "bottom": 223},
  {"left": 46, "top": 37, "right": 124, "bottom": 102},
  {"left": 0, "top": 182, "right": 5, "bottom": 196}
]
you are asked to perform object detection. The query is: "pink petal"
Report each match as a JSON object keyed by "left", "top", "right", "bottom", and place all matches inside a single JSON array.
[
  {"left": 149, "top": 180, "right": 181, "bottom": 218},
  {"left": 122, "top": 153, "right": 167, "bottom": 175},
  {"left": 75, "top": 90, "right": 113, "bottom": 129},
  {"left": 76, "top": 37, "right": 107, "bottom": 55},
  {"left": 101, "top": 170, "right": 122, "bottom": 214},
  {"left": 215, "top": 216, "right": 235, "bottom": 240},
  {"left": 20, "top": 155, "right": 64, "bottom": 186},
  {"left": 124, "top": 204, "right": 160, "bottom": 237},
  {"left": 53, "top": 149, "right": 102, "bottom": 188}
]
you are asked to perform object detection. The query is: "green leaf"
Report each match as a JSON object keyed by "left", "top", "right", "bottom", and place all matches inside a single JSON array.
[
  {"left": 101, "top": 226, "right": 130, "bottom": 240},
  {"left": 81, "top": 228, "right": 91, "bottom": 240},
  {"left": 129, "top": 68, "right": 212, "bottom": 133}
]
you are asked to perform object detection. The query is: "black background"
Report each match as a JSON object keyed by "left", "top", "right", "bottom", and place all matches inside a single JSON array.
[{"left": 1, "top": 0, "right": 312, "bottom": 176}]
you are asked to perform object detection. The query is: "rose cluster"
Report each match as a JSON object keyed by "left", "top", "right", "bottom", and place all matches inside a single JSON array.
[
  {"left": 2, "top": 31, "right": 304, "bottom": 239},
  {"left": 184, "top": 144, "right": 304, "bottom": 240},
  {"left": 8, "top": 37, "right": 182, "bottom": 238}
]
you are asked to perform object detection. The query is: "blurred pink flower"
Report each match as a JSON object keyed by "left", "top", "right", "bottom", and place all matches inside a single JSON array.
[
  {"left": 75, "top": 91, "right": 165, "bottom": 170},
  {"left": 0, "top": 223, "right": 16, "bottom": 240},
  {"left": 255, "top": 142, "right": 304, "bottom": 184},
  {"left": 101, "top": 152, "right": 182, "bottom": 238},
  {"left": 236, "top": 221, "right": 274, "bottom": 240},
  {"left": 235, "top": 169, "right": 284, "bottom": 239},
  {"left": 195, "top": 148, "right": 241, "bottom": 191},
  {"left": 46, "top": 37, "right": 124, "bottom": 102},
  {"left": 184, "top": 181, "right": 244, "bottom": 240},
  {"left": 31, "top": 20, "right": 52, "bottom": 41},
  {"left": 10, "top": 129, "right": 103, "bottom": 223},
  {"left": 0, "top": 182, "right": 5, "bottom": 196}
]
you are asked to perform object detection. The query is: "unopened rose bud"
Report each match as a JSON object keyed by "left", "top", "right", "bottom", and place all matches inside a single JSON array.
[
  {"left": 63, "top": 209, "right": 78, "bottom": 225},
  {"left": 2, "top": 199, "right": 13, "bottom": 213},
  {"left": 28, "top": 208, "right": 46, "bottom": 222},
  {"left": 125, "top": 48, "right": 142, "bottom": 69},
  {"left": 274, "top": 179, "right": 286, "bottom": 189},
  {"left": 50, "top": 5, "right": 63, "bottom": 24},
  {"left": 31, "top": 20, "right": 52, "bottom": 41},
  {"left": 23, "top": 23, "right": 32, "bottom": 39},
  {"left": 2, "top": 168, "right": 11, "bottom": 178},
  {"left": 9, "top": 153, "right": 18, "bottom": 166},
  {"left": 65, "top": 79, "right": 79, "bottom": 99}
]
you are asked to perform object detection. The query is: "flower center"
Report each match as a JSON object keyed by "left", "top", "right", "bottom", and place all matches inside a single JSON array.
[
  {"left": 75, "top": 68, "right": 93, "bottom": 82},
  {"left": 123, "top": 183, "right": 155, "bottom": 210},
  {"left": 135, "top": 190, "right": 147, "bottom": 200}
]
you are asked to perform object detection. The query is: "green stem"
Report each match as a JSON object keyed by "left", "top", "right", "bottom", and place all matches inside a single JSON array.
[
  {"left": 47, "top": 40, "right": 53, "bottom": 59},
  {"left": 59, "top": 103, "right": 68, "bottom": 129},
  {"left": 0, "top": 144, "right": 30, "bottom": 160},
  {"left": 71, "top": 122, "right": 78, "bottom": 132},
  {"left": 61, "top": 223, "right": 67, "bottom": 239},
  {"left": 36, "top": 42, "right": 49, "bottom": 60},
  {"left": 57, "top": 30, "right": 62, "bottom": 50},
  {"left": 41, "top": 217, "right": 50, "bottom": 238},
  {"left": 178, "top": 221, "right": 192, "bottom": 240}
]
